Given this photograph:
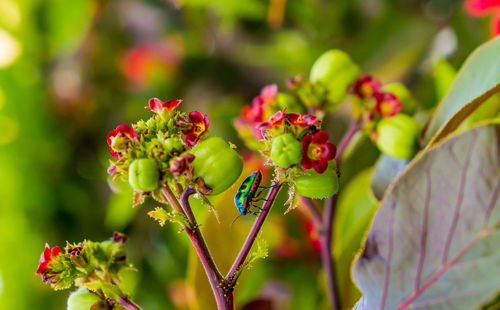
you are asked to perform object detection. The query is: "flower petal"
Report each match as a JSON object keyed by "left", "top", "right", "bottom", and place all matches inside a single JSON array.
[
  {"left": 312, "top": 160, "right": 328, "bottom": 174},
  {"left": 312, "top": 131, "right": 329, "bottom": 144}
]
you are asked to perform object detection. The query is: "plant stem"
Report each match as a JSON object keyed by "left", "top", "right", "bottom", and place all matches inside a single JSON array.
[
  {"left": 178, "top": 186, "right": 231, "bottom": 310},
  {"left": 116, "top": 296, "right": 142, "bottom": 310},
  {"left": 225, "top": 182, "right": 282, "bottom": 283},
  {"left": 318, "top": 120, "right": 361, "bottom": 309},
  {"left": 335, "top": 121, "right": 361, "bottom": 167},
  {"left": 320, "top": 195, "right": 340, "bottom": 310},
  {"left": 299, "top": 195, "right": 321, "bottom": 227}
]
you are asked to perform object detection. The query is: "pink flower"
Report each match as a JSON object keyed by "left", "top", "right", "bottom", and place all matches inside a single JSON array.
[
  {"left": 256, "top": 110, "right": 286, "bottom": 130},
  {"left": 350, "top": 75, "right": 382, "bottom": 99},
  {"left": 259, "top": 84, "right": 278, "bottom": 104},
  {"left": 107, "top": 124, "right": 140, "bottom": 158},
  {"left": 178, "top": 111, "right": 209, "bottom": 147},
  {"left": 170, "top": 153, "right": 195, "bottom": 177},
  {"left": 146, "top": 98, "right": 182, "bottom": 115},
  {"left": 301, "top": 131, "right": 336, "bottom": 174},
  {"left": 374, "top": 92, "right": 402, "bottom": 117},
  {"left": 465, "top": 0, "right": 500, "bottom": 36},
  {"left": 36, "top": 244, "right": 62, "bottom": 275},
  {"left": 286, "top": 113, "right": 321, "bottom": 127}
]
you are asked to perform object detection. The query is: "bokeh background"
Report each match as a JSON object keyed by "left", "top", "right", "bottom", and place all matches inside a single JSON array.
[{"left": 0, "top": 0, "right": 493, "bottom": 309}]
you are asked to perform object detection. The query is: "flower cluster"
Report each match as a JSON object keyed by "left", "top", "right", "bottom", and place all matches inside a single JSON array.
[
  {"left": 257, "top": 109, "right": 336, "bottom": 174},
  {"left": 107, "top": 98, "right": 212, "bottom": 203},
  {"left": 465, "top": 0, "right": 500, "bottom": 37},
  {"left": 350, "top": 75, "right": 402, "bottom": 119},
  {"left": 36, "top": 234, "right": 132, "bottom": 304}
]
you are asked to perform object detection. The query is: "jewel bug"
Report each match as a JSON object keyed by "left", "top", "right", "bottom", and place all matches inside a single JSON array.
[{"left": 233, "top": 170, "right": 272, "bottom": 219}]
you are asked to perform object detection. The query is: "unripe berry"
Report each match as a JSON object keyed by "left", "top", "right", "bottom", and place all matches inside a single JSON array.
[
  {"left": 271, "top": 133, "right": 302, "bottom": 168},
  {"left": 129, "top": 158, "right": 160, "bottom": 192},
  {"left": 67, "top": 287, "right": 101, "bottom": 310},
  {"left": 310, "top": 49, "right": 361, "bottom": 106},
  {"left": 191, "top": 136, "right": 243, "bottom": 195},
  {"left": 376, "top": 114, "right": 421, "bottom": 159},
  {"left": 295, "top": 161, "right": 339, "bottom": 199}
]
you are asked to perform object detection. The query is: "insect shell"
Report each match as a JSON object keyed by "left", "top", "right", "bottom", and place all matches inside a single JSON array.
[{"left": 234, "top": 170, "right": 263, "bottom": 215}]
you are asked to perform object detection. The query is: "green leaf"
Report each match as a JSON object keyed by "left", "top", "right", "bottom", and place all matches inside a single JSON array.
[
  {"left": 148, "top": 207, "right": 189, "bottom": 228},
  {"left": 423, "top": 36, "right": 500, "bottom": 147},
  {"left": 353, "top": 124, "right": 500, "bottom": 309},
  {"left": 370, "top": 155, "right": 409, "bottom": 200}
]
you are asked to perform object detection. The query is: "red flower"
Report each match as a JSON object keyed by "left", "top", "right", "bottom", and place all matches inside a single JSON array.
[
  {"left": 36, "top": 243, "right": 62, "bottom": 275},
  {"left": 178, "top": 111, "right": 209, "bottom": 147},
  {"left": 465, "top": 0, "right": 500, "bottom": 36},
  {"left": 256, "top": 110, "right": 286, "bottom": 130},
  {"left": 350, "top": 75, "right": 382, "bottom": 99},
  {"left": 465, "top": 0, "right": 500, "bottom": 16},
  {"left": 301, "top": 131, "right": 336, "bottom": 174},
  {"left": 374, "top": 92, "right": 402, "bottom": 117},
  {"left": 107, "top": 124, "right": 140, "bottom": 158},
  {"left": 286, "top": 113, "right": 321, "bottom": 127},
  {"left": 146, "top": 98, "right": 182, "bottom": 115}
]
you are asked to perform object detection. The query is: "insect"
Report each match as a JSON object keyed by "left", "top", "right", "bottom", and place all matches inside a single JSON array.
[{"left": 234, "top": 170, "right": 270, "bottom": 216}]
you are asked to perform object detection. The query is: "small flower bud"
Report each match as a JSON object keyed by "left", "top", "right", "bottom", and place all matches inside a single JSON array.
[
  {"left": 271, "top": 133, "right": 302, "bottom": 168},
  {"left": 128, "top": 158, "right": 160, "bottom": 192},
  {"left": 295, "top": 161, "right": 339, "bottom": 199},
  {"left": 309, "top": 49, "right": 361, "bottom": 106},
  {"left": 375, "top": 114, "right": 421, "bottom": 159},
  {"left": 190, "top": 136, "right": 243, "bottom": 195}
]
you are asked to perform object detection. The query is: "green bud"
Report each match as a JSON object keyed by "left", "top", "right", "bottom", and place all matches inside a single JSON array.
[
  {"left": 271, "top": 133, "right": 302, "bottom": 168},
  {"left": 164, "top": 137, "right": 183, "bottom": 152},
  {"left": 191, "top": 136, "right": 243, "bottom": 195},
  {"left": 129, "top": 158, "right": 160, "bottom": 192},
  {"left": 275, "top": 93, "right": 304, "bottom": 114},
  {"left": 382, "top": 82, "right": 416, "bottom": 115},
  {"left": 310, "top": 49, "right": 361, "bottom": 106},
  {"left": 67, "top": 287, "right": 101, "bottom": 310},
  {"left": 376, "top": 114, "right": 421, "bottom": 160},
  {"left": 295, "top": 162, "right": 339, "bottom": 199}
]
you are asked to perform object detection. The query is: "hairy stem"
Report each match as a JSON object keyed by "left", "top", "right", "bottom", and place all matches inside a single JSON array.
[
  {"left": 178, "top": 187, "right": 231, "bottom": 310},
  {"left": 226, "top": 182, "right": 283, "bottom": 283},
  {"left": 116, "top": 296, "right": 142, "bottom": 310}
]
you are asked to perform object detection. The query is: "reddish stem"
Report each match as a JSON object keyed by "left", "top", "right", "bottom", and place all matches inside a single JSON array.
[
  {"left": 314, "top": 121, "right": 361, "bottom": 310},
  {"left": 163, "top": 186, "right": 232, "bottom": 310},
  {"left": 116, "top": 296, "right": 142, "bottom": 310},
  {"left": 225, "top": 182, "right": 283, "bottom": 283}
]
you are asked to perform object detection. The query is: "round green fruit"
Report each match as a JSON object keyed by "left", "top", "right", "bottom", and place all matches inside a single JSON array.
[
  {"left": 129, "top": 158, "right": 160, "bottom": 192},
  {"left": 271, "top": 133, "right": 302, "bottom": 168},
  {"left": 295, "top": 162, "right": 339, "bottom": 199},
  {"left": 310, "top": 49, "right": 361, "bottom": 105},
  {"left": 376, "top": 114, "right": 421, "bottom": 160},
  {"left": 191, "top": 136, "right": 243, "bottom": 195},
  {"left": 67, "top": 287, "right": 101, "bottom": 310}
]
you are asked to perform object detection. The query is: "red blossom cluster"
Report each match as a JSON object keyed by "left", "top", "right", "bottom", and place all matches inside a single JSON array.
[
  {"left": 36, "top": 243, "right": 62, "bottom": 275},
  {"left": 350, "top": 75, "right": 402, "bottom": 118},
  {"left": 256, "top": 109, "right": 320, "bottom": 132},
  {"left": 107, "top": 124, "right": 140, "bottom": 158},
  {"left": 465, "top": 0, "right": 500, "bottom": 36},
  {"left": 237, "top": 84, "right": 278, "bottom": 138},
  {"left": 176, "top": 111, "right": 210, "bottom": 147},
  {"left": 301, "top": 131, "right": 336, "bottom": 174}
]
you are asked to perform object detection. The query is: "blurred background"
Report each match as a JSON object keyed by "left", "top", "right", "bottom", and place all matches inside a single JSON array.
[{"left": 0, "top": 0, "right": 493, "bottom": 309}]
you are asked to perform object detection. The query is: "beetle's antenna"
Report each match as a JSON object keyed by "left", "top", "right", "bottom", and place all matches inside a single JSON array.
[{"left": 230, "top": 214, "right": 244, "bottom": 227}]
